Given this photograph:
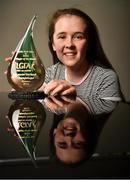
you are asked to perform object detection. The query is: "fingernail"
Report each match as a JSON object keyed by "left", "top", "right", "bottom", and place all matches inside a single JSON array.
[
  {"left": 44, "top": 89, "right": 48, "bottom": 94},
  {"left": 50, "top": 91, "right": 55, "bottom": 96},
  {"left": 61, "top": 92, "right": 66, "bottom": 95},
  {"left": 51, "top": 92, "right": 58, "bottom": 96}
]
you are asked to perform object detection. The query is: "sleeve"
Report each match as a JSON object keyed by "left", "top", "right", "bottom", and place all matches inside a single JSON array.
[
  {"left": 77, "top": 96, "right": 119, "bottom": 115},
  {"left": 44, "top": 66, "right": 52, "bottom": 84},
  {"left": 96, "top": 70, "right": 122, "bottom": 101},
  {"left": 44, "top": 64, "right": 58, "bottom": 84}
]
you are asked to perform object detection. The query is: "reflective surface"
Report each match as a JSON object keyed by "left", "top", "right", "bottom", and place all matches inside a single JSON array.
[{"left": 0, "top": 92, "right": 130, "bottom": 178}]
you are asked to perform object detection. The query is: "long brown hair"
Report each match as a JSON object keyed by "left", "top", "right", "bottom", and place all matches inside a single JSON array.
[{"left": 48, "top": 8, "right": 114, "bottom": 69}]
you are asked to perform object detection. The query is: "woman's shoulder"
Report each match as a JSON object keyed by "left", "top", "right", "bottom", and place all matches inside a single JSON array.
[
  {"left": 46, "top": 62, "right": 64, "bottom": 71},
  {"left": 44, "top": 62, "right": 65, "bottom": 83},
  {"left": 93, "top": 65, "right": 118, "bottom": 77}
]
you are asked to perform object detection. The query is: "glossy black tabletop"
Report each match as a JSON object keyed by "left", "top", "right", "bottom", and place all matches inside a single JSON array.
[{"left": 0, "top": 92, "right": 130, "bottom": 178}]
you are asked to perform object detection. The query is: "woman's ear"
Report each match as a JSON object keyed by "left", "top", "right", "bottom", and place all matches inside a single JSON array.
[
  {"left": 53, "top": 128, "right": 57, "bottom": 135},
  {"left": 52, "top": 44, "right": 56, "bottom": 51}
]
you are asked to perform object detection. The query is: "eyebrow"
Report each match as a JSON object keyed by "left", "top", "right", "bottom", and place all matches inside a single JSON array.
[{"left": 56, "top": 31, "right": 86, "bottom": 36}]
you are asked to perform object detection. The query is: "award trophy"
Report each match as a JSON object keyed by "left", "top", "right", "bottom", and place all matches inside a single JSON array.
[
  {"left": 7, "top": 15, "right": 45, "bottom": 99},
  {"left": 7, "top": 99, "right": 46, "bottom": 166}
]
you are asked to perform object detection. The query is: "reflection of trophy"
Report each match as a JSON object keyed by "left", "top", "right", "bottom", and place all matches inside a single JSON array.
[
  {"left": 7, "top": 100, "right": 46, "bottom": 165},
  {"left": 7, "top": 15, "right": 45, "bottom": 91}
]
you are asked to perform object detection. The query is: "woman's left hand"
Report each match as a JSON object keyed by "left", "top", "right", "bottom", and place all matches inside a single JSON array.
[{"left": 43, "top": 80, "right": 76, "bottom": 96}]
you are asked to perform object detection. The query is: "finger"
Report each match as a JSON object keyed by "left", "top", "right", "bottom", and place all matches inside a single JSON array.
[
  {"left": 11, "top": 89, "right": 15, "bottom": 91},
  {"left": 11, "top": 51, "right": 15, "bottom": 55},
  {"left": 50, "top": 96, "right": 64, "bottom": 107},
  {"left": 38, "top": 83, "right": 46, "bottom": 91},
  {"left": 44, "top": 97, "right": 58, "bottom": 109},
  {"left": 44, "top": 81, "right": 58, "bottom": 95},
  {"left": 5, "top": 57, "right": 12, "bottom": 62},
  {"left": 4, "top": 70, "right": 7, "bottom": 75},
  {"left": 61, "top": 95, "right": 76, "bottom": 103},
  {"left": 50, "top": 84, "right": 68, "bottom": 96},
  {"left": 61, "top": 86, "right": 76, "bottom": 95},
  {"left": 5, "top": 51, "right": 15, "bottom": 62}
]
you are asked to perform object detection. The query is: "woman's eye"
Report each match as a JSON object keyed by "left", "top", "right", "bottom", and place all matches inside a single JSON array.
[
  {"left": 57, "top": 141, "right": 67, "bottom": 148},
  {"left": 58, "top": 35, "right": 66, "bottom": 39},
  {"left": 73, "top": 33, "right": 85, "bottom": 40},
  {"left": 73, "top": 141, "right": 85, "bottom": 148}
]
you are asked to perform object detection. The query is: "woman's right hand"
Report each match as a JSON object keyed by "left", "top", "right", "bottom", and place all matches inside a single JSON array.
[{"left": 4, "top": 52, "right": 14, "bottom": 74}]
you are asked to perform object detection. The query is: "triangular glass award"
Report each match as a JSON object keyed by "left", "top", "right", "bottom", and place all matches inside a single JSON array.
[
  {"left": 7, "top": 100, "right": 46, "bottom": 166},
  {"left": 7, "top": 15, "right": 45, "bottom": 91}
]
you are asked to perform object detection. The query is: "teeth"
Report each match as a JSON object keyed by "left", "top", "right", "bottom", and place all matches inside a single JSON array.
[
  {"left": 66, "top": 52, "right": 74, "bottom": 54},
  {"left": 64, "top": 52, "right": 76, "bottom": 56},
  {"left": 64, "top": 125, "right": 77, "bottom": 130}
]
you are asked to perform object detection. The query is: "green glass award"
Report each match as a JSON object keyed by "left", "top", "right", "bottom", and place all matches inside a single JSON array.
[
  {"left": 7, "top": 100, "right": 46, "bottom": 166},
  {"left": 7, "top": 15, "right": 45, "bottom": 93}
]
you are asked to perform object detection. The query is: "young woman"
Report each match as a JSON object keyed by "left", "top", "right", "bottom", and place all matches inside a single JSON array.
[
  {"left": 41, "top": 8, "right": 123, "bottom": 101},
  {"left": 5, "top": 8, "right": 123, "bottom": 101}
]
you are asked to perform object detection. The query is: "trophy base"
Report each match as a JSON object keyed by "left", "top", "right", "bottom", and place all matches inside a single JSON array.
[{"left": 8, "top": 91, "right": 46, "bottom": 100}]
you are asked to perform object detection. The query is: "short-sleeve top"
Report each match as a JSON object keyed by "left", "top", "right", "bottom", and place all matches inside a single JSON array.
[{"left": 44, "top": 62, "right": 122, "bottom": 101}]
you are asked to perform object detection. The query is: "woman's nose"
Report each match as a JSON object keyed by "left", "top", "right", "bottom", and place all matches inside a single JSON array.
[{"left": 65, "top": 37, "right": 74, "bottom": 48}]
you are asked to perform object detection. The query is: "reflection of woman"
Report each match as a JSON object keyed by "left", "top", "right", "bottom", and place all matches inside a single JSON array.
[{"left": 48, "top": 97, "right": 111, "bottom": 165}]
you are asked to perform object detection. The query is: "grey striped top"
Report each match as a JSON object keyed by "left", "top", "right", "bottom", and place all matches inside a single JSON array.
[
  {"left": 45, "top": 63, "right": 121, "bottom": 99},
  {"left": 43, "top": 62, "right": 122, "bottom": 114}
]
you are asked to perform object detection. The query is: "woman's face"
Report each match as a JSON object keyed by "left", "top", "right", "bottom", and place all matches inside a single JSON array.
[
  {"left": 53, "top": 117, "right": 87, "bottom": 164},
  {"left": 52, "top": 15, "right": 88, "bottom": 68}
]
